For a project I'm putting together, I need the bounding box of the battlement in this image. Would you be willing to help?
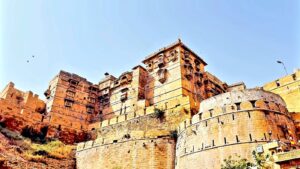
[262,69,300,114]
[263,69,300,91]
[77,132,172,152]
[76,134,176,169]
[175,89,297,169]
[59,70,90,84]
[177,89,288,133]
[89,96,190,130]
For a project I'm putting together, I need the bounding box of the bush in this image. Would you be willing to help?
[21,126,48,143]
[221,154,253,169]
[153,108,165,120]
[170,130,178,141]
[28,140,75,159]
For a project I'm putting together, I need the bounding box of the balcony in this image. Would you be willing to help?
[195,80,202,87]
[120,92,128,102]
[67,86,76,92]
[184,63,193,80]
[169,50,178,62]
[65,95,74,101]
[157,68,167,83]
[157,54,165,68]
[87,97,96,104]
[69,79,79,88]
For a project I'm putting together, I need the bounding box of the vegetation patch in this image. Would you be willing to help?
[152,108,165,120]
[25,140,74,160]
[170,130,178,141]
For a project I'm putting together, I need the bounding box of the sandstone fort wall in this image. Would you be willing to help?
[76,136,175,169]
[176,89,297,169]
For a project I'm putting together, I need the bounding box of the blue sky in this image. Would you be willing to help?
[0,1,299,97]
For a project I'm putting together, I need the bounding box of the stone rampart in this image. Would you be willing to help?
[176,89,296,169]
[76,135,175,169]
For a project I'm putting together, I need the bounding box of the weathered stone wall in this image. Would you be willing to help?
[96,96,191,140]
[76,136,175,169]
[44,71,99,131]
[0,82,46,131]
[176,89,297,169]
[77,96,191,169]
[263,70,300,138]
[263,69,300,113]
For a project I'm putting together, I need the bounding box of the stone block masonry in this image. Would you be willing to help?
[76,136,175,169]
[176,89,297,169]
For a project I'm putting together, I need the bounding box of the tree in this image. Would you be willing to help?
[221,152,273,169]
[221,154,254,169]
[252,151,273,169]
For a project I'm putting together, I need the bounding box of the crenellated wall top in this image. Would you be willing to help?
[199,89,285,112]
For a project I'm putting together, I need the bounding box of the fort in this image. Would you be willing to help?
[1,40,300,168]
[176,89,297,169]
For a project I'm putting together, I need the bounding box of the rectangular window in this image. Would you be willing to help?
[88,97,96,103]
[249,134,252,141]
[66,90,75,97]
[86,107,94,114]
[224,137,227,144]
[212,140,215,146]
[64,100,73,107]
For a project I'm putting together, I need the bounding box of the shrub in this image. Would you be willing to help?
[153,108,165,120]
[24,140,75,160]
[170,130,178,141]
[221,154,253,169]
[21,126,48,143]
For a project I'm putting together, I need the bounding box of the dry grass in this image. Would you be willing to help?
[24,140,74,160]
[0,126,74,161]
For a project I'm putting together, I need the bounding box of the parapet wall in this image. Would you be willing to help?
[263,70,300,91]
[91,96,191,139]
[176,89,297,169]
[76,136,175,169]
[0,82,46,131]
[263,69,300,114]
[198,89,286,112]
[76,96,191,169]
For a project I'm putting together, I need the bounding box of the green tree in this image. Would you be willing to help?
[221,152,274,169]
[221,154,254,169]
[252,151,273,169]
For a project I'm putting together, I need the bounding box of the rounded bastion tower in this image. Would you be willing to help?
[176,89,297,169]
